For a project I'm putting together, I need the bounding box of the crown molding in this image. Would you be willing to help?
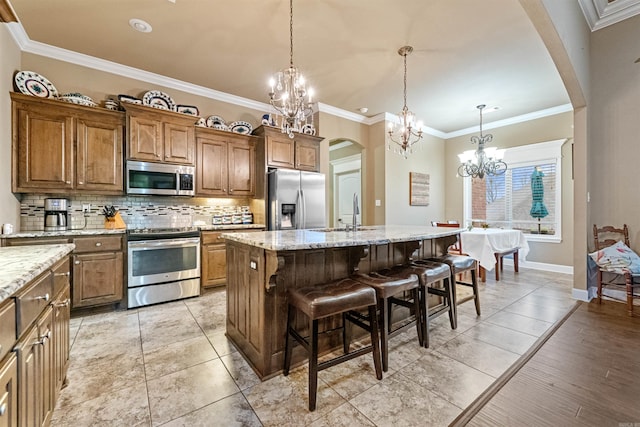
[578,0,640,31]
[6,22,573,139]
[444,103,574,139]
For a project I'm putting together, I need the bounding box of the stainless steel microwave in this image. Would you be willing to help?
[126,160,195,196]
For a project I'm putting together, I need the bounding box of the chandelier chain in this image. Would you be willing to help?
[403,51,408,110]
[289,0,294,68]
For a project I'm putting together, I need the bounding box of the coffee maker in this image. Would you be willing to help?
[44,198,69,231]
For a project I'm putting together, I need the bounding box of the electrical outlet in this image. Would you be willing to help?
[82,203,91,213]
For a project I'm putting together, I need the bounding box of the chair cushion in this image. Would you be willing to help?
[589,240,640,274]
[288,278,377,320]
[353,269,419,299]
[409,261,451,283]
[428,254,476,273]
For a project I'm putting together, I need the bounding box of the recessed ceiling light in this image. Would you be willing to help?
[129,18,152,33]
[358,107,368,114]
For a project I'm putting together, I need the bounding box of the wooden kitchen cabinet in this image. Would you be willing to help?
[196,127,256,197]
[125,103,196,165]
[72,235,124,308]
[201,231,228,289]
[253,125,322,172]
[11,92,125,195]
[0,353,18,427]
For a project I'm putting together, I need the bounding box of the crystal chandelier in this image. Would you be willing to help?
[457,104,507,179]
[387,46,423,158]
[268,0,314,138]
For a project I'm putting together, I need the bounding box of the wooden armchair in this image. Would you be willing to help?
[593,224,640,316]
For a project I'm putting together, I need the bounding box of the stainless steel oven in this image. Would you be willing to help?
[127,228,200,308]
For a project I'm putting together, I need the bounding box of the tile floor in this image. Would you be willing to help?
[52,267,576,426]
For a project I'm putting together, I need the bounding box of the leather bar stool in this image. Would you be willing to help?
[283,278,383,411]
[407,260,456,348]
[352,269,420,371]
[425,253,481,317]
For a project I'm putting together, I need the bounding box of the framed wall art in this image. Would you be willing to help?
[409,172,429,206]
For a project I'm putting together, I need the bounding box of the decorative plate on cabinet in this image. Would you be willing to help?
[176,105,199,116]
[229,121,253,135]
[142,90,176,111]
[206,115,226,128]
[118,94,142,104]
[59,92,98,107]
[14,71,58,98]
[301,124,316,135]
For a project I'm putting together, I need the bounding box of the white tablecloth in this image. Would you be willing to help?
[460,228,529,270]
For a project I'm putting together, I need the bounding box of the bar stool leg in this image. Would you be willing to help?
[445,276,457,330]
[379,297,390,372]
[368,305,383,380]
[283,304,295,376]
[309,319,319,411]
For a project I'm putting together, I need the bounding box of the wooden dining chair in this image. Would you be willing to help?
[593,224,640,316]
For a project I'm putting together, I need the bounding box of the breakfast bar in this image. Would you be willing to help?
[222,225,463,379]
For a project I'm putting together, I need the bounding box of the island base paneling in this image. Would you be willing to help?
[225,237,452,380]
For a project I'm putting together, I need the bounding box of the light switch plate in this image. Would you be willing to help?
[375,199,381,207]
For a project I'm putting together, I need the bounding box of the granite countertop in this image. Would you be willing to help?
[221,225,464,251]
[199,224,265,231]
[0,244,75,304]
[2,224,265,239]
[2,229,126,239]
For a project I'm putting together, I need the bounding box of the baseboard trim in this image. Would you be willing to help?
[572,287,591,302]
[503,259,573,275]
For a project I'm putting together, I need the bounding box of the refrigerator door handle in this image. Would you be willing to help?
[301,189,306,229]
[296,189,303,229]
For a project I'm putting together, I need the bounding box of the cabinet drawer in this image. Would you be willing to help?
[52,257,71,296]
[72,235,122,253]
[202,232,227,245]
[0,301,16,362]
[14,271,53,336]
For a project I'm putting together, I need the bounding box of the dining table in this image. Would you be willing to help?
[459,228,530,281]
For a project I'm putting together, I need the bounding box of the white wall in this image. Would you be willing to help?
[0,24,21,231]
[385,133,446,225]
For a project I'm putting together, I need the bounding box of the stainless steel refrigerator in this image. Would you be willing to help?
[268,168,326,230]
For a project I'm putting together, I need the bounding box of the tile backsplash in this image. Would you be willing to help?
[20,194,251,231]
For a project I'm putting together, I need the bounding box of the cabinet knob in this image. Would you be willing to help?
[65,181,71,184]
[36,330,52,345]
[74,260,81,265]
[0,402,7,416]
[35,293,50,302]
[95,242,102,247]
[78,181,84,185]
[54,299,70,308]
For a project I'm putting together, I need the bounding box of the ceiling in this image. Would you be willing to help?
[6,0,576,134]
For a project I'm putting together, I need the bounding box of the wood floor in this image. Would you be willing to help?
[453,300,640,426]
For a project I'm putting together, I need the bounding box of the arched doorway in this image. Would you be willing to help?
[329,139,364,227]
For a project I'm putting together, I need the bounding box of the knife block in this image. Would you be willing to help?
[104,212,126,229]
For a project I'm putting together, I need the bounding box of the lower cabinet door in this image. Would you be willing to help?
[202,243,227,288]
[0,353,18,427]
[53,286,70,398]
[38,308,54,427]
[72,252,124,307]
[15,324,40,427]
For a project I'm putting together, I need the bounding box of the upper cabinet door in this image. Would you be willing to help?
[127,115,163,162]
[164,121,195,165]
[13,99,74,192]
[76,116,124,193]
[228,137,255,196]
[196,134,228,196]
[266,135,295,169]
[294,138,320,172]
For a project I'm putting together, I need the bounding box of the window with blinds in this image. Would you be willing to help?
[462,139,565,241]
[470,163,556,234]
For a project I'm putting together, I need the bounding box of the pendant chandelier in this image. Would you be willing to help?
[387,45,423,158]
[268,0,314,138]
[457,104,507,179]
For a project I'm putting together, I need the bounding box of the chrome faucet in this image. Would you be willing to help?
[352,192,359,231]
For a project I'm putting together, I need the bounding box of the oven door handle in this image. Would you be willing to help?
[128,238,200,248]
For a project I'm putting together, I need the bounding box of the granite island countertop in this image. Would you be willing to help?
[221,225,464,251]
[0,244,75,304]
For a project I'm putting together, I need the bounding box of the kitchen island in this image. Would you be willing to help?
[222,225,463,379]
